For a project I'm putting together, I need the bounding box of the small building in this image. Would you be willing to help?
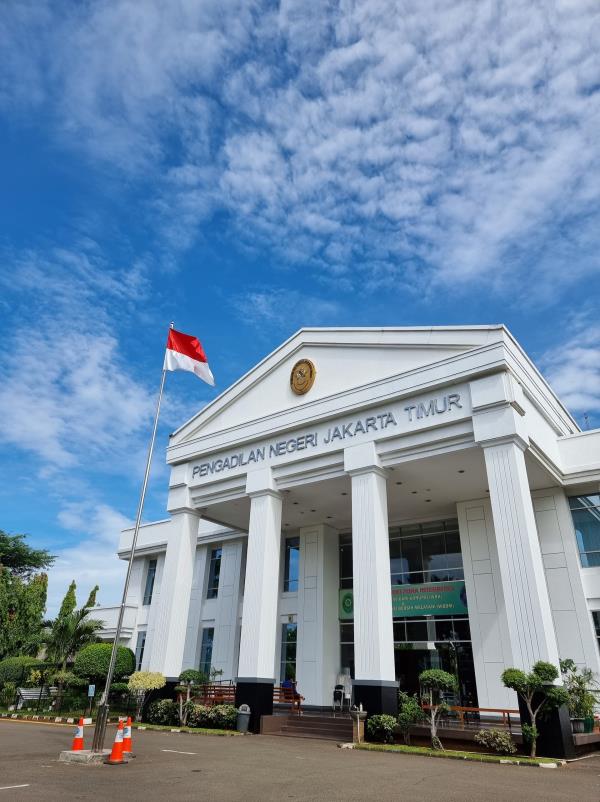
[96,326,600,730]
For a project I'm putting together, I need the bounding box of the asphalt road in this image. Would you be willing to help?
[1,720,599,801]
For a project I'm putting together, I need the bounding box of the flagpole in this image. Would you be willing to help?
[92,325,172,753]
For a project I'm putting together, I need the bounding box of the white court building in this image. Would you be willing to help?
[97,326,600,732]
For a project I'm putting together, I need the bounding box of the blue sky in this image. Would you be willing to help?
[1,0,599,615]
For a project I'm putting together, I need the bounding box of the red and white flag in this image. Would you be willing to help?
[164,328,215,386]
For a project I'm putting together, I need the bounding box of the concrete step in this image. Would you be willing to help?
[277,729,350,742]
[284,720,352,732]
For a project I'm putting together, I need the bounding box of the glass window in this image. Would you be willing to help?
[569,498,600,567]
[592,612,600,655]
[143,559,157,605]
[283,537,300,592]
[134,631,146,671]
[199,627,214,676]
[206,548,222,599]
[339,534,353,589]
[280,623,297,682]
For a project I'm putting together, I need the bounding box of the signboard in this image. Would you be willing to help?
[87,684,95,698]
[339,581,468,620]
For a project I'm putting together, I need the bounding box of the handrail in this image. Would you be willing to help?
[421,703,520,732]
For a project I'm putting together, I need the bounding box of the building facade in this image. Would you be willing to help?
[97,326,600,729]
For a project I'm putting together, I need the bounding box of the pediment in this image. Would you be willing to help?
[170,327,504,446]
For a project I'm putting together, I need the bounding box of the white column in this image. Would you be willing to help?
[237,469,283,680]
[344,442,396,683]
[471,372,561,671]
[483,440,560,670]
[212,541,244,682]
[296,524,339,706]
[149,509,200,678]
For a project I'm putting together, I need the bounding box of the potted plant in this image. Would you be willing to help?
[560,659,598,734]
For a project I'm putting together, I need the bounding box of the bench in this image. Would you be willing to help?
[16,687,58,710]
[273,685,304,715]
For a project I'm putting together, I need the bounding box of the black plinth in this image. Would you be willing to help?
[352,681,398,718]
[517,694,575,759]
[235,679,275,733]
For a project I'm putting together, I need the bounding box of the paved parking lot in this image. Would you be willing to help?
[1,720,600,801]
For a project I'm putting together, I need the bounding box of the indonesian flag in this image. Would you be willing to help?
[164,328,215,386]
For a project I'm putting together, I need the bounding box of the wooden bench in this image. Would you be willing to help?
[16,687,58,710]
[273,685,304,715]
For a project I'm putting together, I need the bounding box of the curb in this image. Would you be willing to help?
[354,743,564,768]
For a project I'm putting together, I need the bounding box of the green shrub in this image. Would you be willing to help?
[73,643,135,681]
[0,681,16,706]
[474,728,517,755]
[0,656,39,687]
[186,703,212,728]
[145,699,179,725]
[366,714,397,744]
[397,692,425,744]
[184,703,237,729]
[210,704,237,729]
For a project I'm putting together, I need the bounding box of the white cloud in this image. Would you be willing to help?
[541,315,600,423]
[47,502,130,617]
[231,288,344,333]
[0,247,155,469]
[2,0,599,295]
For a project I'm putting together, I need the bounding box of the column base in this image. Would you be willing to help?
[517,696,575,759]
[352,680,398,717]
[235,678,275,733]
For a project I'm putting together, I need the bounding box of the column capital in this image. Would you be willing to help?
[344,441,387,479]
[245,467,281,498]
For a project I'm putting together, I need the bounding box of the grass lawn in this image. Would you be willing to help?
[355,743,561,767]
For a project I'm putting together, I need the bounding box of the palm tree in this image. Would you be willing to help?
[44,581,103,710]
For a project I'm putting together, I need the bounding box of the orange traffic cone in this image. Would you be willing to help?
[71,718,84,752]
[123,717,133,755]
[105,719,126,765]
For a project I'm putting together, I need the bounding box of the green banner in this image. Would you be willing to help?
[339,581,467,620]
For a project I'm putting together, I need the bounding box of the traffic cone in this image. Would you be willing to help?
[105,719,126,765]
[71,718,84,752]
[123,717,134,756]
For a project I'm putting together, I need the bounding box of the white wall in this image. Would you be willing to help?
[457,499,516,709]
[533,490,600,673]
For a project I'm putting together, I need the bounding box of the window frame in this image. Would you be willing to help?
[206,547,222,599]
[143,558,157,606]
[569,496,600,568]
[283,536,300,593]
[279,622,298,683]
[199,627,214,676]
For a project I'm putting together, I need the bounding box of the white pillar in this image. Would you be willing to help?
[471,372,561,671]
[344,443,396,696]
[483,440,560,670]
[237,469,283,681]
[149,509,200,678]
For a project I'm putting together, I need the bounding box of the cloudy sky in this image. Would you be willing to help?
[1,0,599,615]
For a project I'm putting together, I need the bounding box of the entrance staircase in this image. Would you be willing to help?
[271,713,353,742]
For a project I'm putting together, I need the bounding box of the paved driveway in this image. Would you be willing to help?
[1,721,599,801]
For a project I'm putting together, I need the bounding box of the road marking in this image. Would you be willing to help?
[0,785,30,791]
[161,749,197,755]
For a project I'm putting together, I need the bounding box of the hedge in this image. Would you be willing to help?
[73,643,135,681]
[0,656,41,687]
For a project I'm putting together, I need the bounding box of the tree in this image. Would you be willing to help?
[44,581,103,711]
[0,568,47,659]
[176,669,207,726]
[501,661,569,758]
[127,671,166,721]
[419,668,458,750]
[0,531,54,578]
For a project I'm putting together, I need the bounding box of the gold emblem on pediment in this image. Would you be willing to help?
[290,359,316,395]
